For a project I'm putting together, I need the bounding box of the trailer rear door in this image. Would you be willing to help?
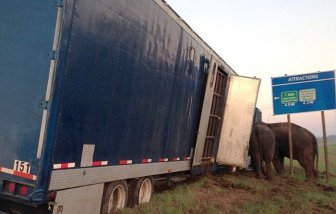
[216,76,260,167]
[0,1,58,188]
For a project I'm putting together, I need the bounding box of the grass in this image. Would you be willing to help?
[319,142,336,184]
[285,143,336,185]
[120,177,216,214]
[120,143,336,214]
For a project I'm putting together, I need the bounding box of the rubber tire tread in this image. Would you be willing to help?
[128,177,154,207]
[101,180,128,214]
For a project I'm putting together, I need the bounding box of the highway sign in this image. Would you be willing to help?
[272,70,336,115]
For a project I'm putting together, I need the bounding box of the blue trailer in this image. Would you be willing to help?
[0,0,260,213]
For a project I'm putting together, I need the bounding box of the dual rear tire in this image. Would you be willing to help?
[100,177,154,213]
[101,180,128,214]
[128,177,154,207]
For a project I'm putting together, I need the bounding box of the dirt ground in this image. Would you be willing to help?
[192,170,336,213]
[152,168,336,214]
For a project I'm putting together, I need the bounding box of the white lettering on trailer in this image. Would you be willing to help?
[172,157,180,161]
[13,160,31,174]
[160,158,169,162]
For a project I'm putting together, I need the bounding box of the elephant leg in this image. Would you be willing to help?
[302,163,314,178]
[255,162,263,179]
[260,162,265,176]
[251,159,257,173]
[273,155,284,175]
[297,149,316,178]
[265,161,273,180]
[251,153,263,179]
[313,168,319,178]
[279,156,284,172]
[298,155,314,178]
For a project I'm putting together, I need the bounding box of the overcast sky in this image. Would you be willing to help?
[165,0,336,137]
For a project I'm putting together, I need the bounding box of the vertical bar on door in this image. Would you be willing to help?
[36,7,63,159]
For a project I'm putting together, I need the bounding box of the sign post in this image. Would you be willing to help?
[287,114,294,176]
[272,70,336,181]
[321,111,330,182]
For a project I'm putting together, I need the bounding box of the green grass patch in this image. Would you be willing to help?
[121,143,336,213]
[122,170,336,214]
[283,143,336,186]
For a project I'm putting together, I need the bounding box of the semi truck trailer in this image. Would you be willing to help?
[0,0,260,213]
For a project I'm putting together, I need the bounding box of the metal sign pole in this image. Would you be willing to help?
[321,111,329,183]
[287,114,294,176]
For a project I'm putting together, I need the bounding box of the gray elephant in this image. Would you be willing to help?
[266,122,318,178]
[249,122,276,180]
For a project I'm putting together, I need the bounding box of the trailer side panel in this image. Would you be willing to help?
[51,0,208,182]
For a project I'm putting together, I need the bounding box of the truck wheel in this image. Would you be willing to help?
[101,180,128,214]
[128,177,154,207]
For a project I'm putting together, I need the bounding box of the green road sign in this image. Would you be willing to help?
[281,91,298,104]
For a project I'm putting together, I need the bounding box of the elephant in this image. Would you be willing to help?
[266,122,318,178]
[249,122,276,180]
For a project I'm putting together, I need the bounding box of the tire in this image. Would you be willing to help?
[128,177,154,207]
[101,180,128,214]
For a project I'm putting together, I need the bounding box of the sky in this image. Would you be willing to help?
[165,0,336,137]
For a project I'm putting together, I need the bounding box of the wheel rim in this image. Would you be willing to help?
[138,178,153,204]
[108,184,126,212]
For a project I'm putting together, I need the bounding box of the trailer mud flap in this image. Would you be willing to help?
[216,76,260,167]
[52,184,104,214]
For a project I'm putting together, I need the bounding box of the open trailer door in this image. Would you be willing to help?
[216,75,260,167]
